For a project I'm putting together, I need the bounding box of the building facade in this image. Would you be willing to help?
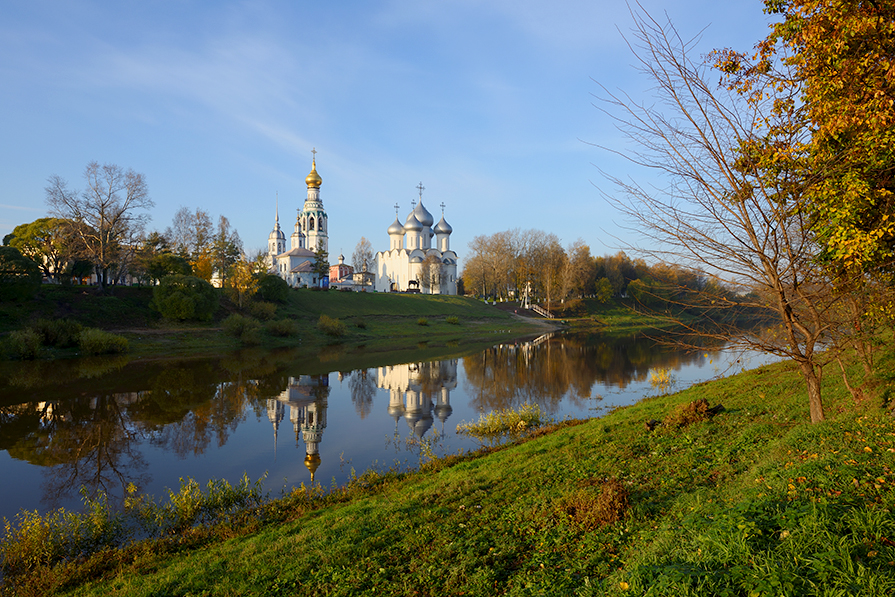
[373,185,458,294]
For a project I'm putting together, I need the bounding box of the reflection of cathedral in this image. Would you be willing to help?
[377,360,457,438]
[266,375,330,483]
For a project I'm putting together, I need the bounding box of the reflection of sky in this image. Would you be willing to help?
[0,337,779,521]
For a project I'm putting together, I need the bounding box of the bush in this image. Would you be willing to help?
[317,314,346,337]
[354,318,367,329]
[556,478,629,530]
[417,317,429,326]
[257,275,290,303]
[249,301,277,321]
[265,318,298,337]
[223,314,260,337]
[151,275,218,321]
[79,328,129,355]
[6,329,42,360]
[32,318,83,348]
[446,316,459,325]
[0,246,41,301]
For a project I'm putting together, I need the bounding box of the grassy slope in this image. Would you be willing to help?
[43,342,895,596]
[0,286,548,359]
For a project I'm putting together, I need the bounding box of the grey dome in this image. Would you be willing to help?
[388,217,405,235]
[413,201,434,227]
[404,213,423,232]
[434,215,452,235]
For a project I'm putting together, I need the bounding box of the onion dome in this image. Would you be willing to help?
[304,453,321,482]
[269,226,286,241]
[388,217,405,235]
[434,215,453,235]
[404,212,423,232]
[413,201,434,227]
[305,159,322,188]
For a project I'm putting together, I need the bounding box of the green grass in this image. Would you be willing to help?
[0,286,546,361]
[4,336,894,595]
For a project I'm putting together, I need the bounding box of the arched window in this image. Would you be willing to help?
[319,218,325,232]
[309,217,315,231]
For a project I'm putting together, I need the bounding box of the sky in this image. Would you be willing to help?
[0,0,776,267]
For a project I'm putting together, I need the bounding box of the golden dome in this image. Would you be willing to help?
[305,158,322,188]
[304,452,321,482]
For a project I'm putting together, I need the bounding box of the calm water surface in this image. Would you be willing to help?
[0,332,772,521]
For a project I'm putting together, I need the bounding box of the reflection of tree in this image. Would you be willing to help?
[3,395,149,511]
[462,333,718,413]
[348,369,377,419]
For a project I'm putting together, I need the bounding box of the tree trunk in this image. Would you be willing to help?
[799,361,825,423]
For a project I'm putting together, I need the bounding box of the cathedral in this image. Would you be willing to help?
[374,184,458,294]
[267,151,329,288]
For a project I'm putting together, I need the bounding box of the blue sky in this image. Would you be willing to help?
[0,0,774,266]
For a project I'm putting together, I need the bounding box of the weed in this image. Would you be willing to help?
[354,318,367,329]
[417,317,429,326]
[456,404,551,446]
[446,316,459,325]
[649,366,676,394]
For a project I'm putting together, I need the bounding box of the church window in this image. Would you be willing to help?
[309,217,315,231]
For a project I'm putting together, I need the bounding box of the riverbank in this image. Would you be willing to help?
[0,286,560,361]
[4,334,893,596]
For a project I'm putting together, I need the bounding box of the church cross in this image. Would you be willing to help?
[440,202,445,215]
[311,147,317,160]
[416,182,425,200]
[394,202,400,216]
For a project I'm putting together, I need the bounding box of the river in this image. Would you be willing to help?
[0,331,773,522]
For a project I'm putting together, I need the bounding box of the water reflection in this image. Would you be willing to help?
[266,375,330,482]
[0,331,742,521]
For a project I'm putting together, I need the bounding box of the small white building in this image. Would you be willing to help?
[374,185,458,294]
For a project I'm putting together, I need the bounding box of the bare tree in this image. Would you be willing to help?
[593,9,858,423]
[417,253,445,294]
[352,237,374,289]
[167,207,213,260]
[45,162,153,288]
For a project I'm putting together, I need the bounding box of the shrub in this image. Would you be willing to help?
[6,329,42,360]
[257,275,290,303]
[79,328,129,355]
[265,318,298,337]
[446,316,459,325]
[317,314,346,337]
[32,318,83,348]
[151,275,218,321]
[0,246,41,301]
[223,314,260,337]
[354,318,367,329]
[249,301,277,321]
[417,317,429,326]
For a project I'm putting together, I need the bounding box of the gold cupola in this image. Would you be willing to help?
[305,155,322,189]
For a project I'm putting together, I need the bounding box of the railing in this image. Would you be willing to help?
[531,304,554,319]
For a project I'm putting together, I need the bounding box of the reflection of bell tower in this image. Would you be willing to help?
[267,399,285,457]
[273,374,330,484]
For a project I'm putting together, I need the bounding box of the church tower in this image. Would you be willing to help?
[267,197,287,268]
[298,149,328,255]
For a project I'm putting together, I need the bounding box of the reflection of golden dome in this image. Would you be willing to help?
[305,159,322,188]
[304,453,321,482]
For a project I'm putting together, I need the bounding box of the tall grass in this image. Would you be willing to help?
[456,403,551,446]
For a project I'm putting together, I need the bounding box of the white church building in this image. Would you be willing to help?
[374,184,458,294]
[267,152,329,288]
